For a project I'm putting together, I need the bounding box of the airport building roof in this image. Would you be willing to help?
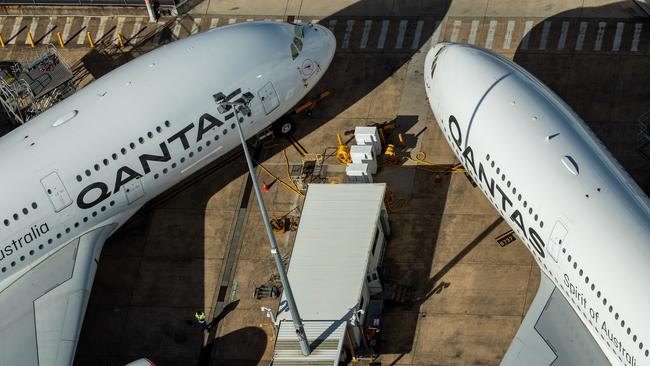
[277,183,386,322]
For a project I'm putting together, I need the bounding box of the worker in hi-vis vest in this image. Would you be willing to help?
[195,311,208,331]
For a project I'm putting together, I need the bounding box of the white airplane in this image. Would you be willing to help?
[424,43,650,366]
[0,21,335,365]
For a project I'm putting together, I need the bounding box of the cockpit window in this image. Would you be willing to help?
[294,25,304,39]
[293,37,303,51]
[431,59,437,78]
[290,25,304,60]
[291,44,299,60]
[430,45,447,79]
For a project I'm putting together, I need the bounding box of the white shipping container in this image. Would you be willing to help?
[354,126,381,155]
[350,144,374,163]
[346,163,373,183]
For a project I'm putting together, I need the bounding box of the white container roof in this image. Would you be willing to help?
[277,183,386,322]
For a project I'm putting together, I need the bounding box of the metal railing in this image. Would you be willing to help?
[0,45,75,126]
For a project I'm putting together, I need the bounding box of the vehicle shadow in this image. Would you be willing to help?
[75,1,451,364]
[512,1,650,193]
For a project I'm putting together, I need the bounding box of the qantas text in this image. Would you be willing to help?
[446,115,547,257]
[0,223,50,263]
[564,274,638,365]
[75,89,245,210]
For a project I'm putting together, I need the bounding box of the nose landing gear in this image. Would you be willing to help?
[273,117,295,136]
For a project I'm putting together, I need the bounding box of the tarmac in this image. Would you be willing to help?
[1,0,649,365]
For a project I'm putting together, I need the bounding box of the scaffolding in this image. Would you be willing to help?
[0,45,74,126]
[289,153,327,192]
[639,110,650,163]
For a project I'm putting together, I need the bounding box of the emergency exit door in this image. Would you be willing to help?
[548,220,568,262]
[124,177,145,204]
[257,82,280,115]
[41,172,72,212]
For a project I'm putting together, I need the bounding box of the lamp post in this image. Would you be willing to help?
[144,0,158,23]
[215,94,311,357]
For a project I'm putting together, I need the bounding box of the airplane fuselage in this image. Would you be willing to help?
[0,21,335,295]
[425,43,650,366]
[0,22,335,366]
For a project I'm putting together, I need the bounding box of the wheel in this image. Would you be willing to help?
[273,118,295,136]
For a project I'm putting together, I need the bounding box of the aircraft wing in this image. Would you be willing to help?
[0,224,115,366]
[501,272,610,366]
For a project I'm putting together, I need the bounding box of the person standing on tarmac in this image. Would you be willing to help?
[195,311,208,331]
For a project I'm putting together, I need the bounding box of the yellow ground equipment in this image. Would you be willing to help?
[256,142,305,197]
[383,144,398,165]
[375,120,397,144]
[294,90,331,116]
[408,151,466,174]
[336,133,352,164]
[450,163,466,173]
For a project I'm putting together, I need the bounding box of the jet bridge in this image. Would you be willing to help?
[0,45,74,126]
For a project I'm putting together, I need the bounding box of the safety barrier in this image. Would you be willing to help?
[0,30,130,50]
[27,32,35,48]
[86,32,95,48]
[57,32,64,48]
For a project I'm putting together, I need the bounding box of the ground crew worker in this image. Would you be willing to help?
[195,311,208,331]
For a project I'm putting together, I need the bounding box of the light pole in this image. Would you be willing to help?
[215,94,311,357]
[143,0,158,23]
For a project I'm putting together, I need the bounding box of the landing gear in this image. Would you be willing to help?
[273,117,295,136]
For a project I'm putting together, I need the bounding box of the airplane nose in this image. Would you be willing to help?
[425,42,450,82]
[302,23,336,70]
[431,42,450,56]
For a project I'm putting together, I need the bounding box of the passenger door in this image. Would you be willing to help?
[257,82,280,115]
[124,177,145,204]
[41,172,72,212]
[548,220,568,262]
